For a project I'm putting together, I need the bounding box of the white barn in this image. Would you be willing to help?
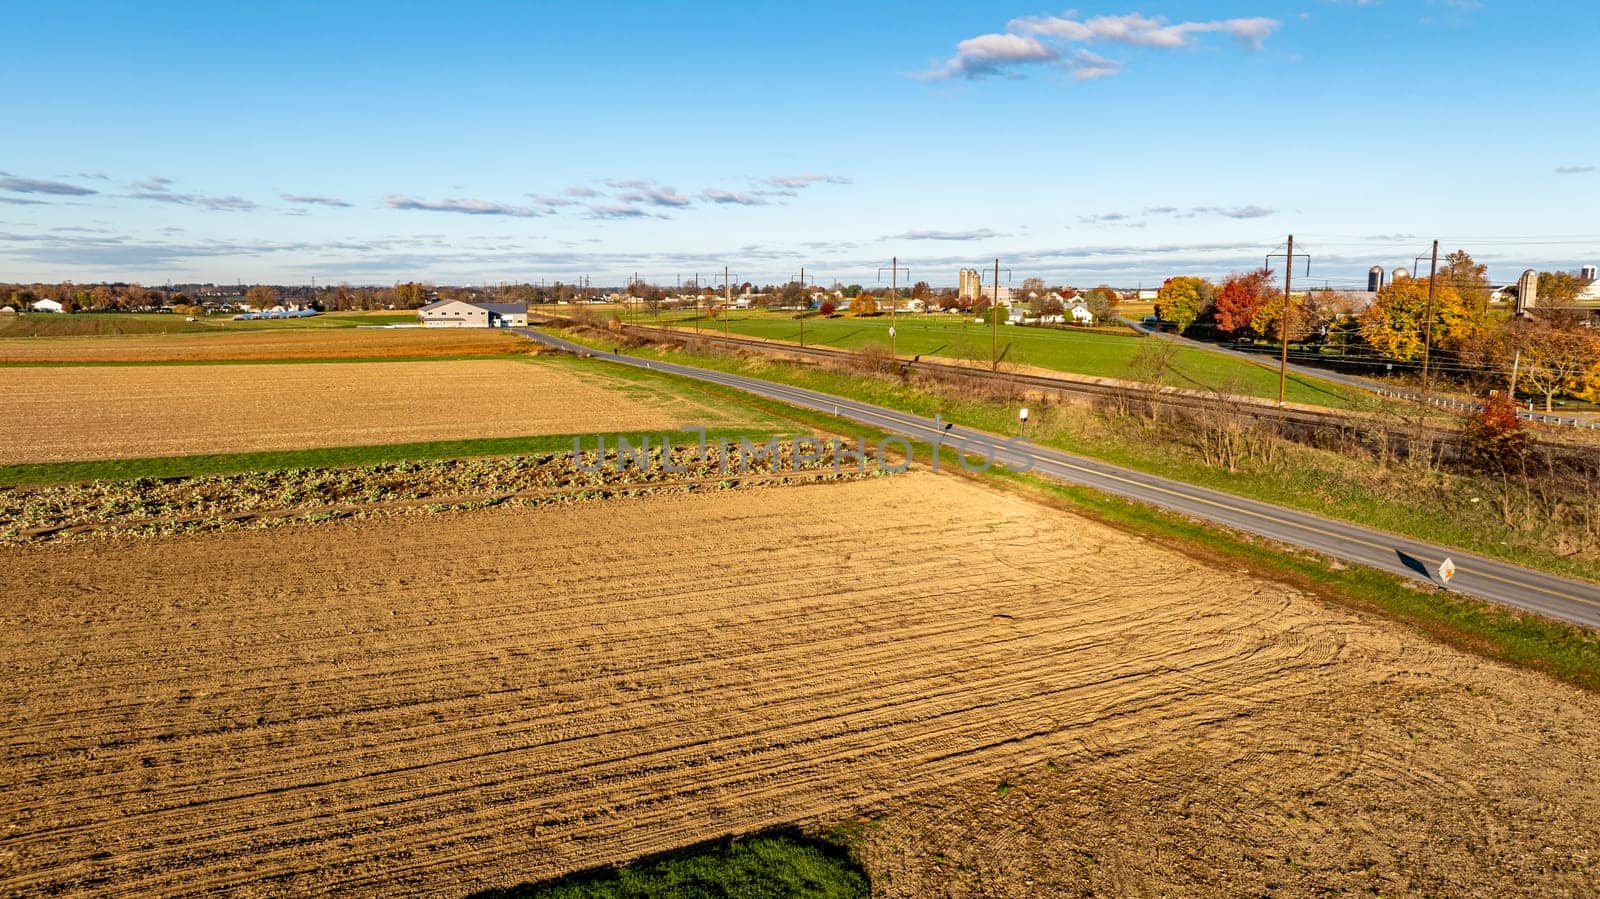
[31,298,65,313]
[417,299,528,328]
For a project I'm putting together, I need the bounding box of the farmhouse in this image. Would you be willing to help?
[417,299,528,328]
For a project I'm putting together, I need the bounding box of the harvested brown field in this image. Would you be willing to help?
[3,474,1598,896]
[0,358,702,463]
[0,327,520,364]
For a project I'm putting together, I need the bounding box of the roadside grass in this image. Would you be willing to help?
[988,467,1600,693]
[549,327,1599,585]
[617,309,1361,409]
[474,831,869,899]
[0,310,414,337]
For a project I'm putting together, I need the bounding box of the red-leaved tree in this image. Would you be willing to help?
[1213,268,1277,338]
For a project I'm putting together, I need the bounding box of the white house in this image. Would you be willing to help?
[417,299,528,328]
[1068,303,1094,325]
[30,298,65,313]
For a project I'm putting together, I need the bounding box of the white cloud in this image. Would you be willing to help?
[701,189,769,205]
[922,33,1058,80]
[763,173,852,189]
[282,193,353,207]
[618,186,692,208]
[1010,12,1281,50]
[889,228,1006,241]
[0,176,99,196]
[1555,165,1595,175]
[926,11,1282,82]
[1069,49,1122,80]
[384,195,543,217]
[586,203,656,219]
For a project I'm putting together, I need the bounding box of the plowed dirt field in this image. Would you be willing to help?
[2,474,1597,896]
[0,359,700,462]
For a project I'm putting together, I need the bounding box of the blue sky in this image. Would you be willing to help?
[2,0,1596,288]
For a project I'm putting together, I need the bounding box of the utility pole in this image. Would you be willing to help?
[794,267,816,347]
[1421,239,1440,404]
[1280,235,1293,405]
[1265,236,1311,405]
[988,259,1012,371]
[993,258,1000,370]
[723,265,730,336]
[877,256,909,358]
[694,271,701,334]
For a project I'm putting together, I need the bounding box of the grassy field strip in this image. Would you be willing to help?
[614,309,1363,408]
[0,428,785,486]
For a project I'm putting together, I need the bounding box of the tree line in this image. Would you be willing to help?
[1152,252,1600,410]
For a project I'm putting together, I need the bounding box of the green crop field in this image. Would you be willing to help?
[619,309,1362,409]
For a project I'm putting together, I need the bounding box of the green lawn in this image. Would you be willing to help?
[0,429,777,487]
[477,833,869,899]
[622,309,1363,409]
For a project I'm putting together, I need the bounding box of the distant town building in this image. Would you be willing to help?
[958,268,982,302]
[417,299,528,328]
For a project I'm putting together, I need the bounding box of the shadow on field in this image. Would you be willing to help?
[467,825,870,898]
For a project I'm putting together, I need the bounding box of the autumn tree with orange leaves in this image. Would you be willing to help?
[1213,269,1277,338]
[1358,274,1479,362]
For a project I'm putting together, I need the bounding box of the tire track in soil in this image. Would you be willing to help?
[6,473,1594,896]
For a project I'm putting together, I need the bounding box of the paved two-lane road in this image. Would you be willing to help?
[520,328,1600,629]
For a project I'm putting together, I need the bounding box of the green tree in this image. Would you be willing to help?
[1154,276,1213,334]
